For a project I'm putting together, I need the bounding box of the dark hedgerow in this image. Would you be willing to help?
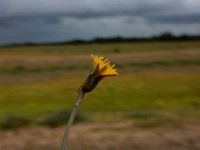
[39,110,88,128]
[0,115,31,130]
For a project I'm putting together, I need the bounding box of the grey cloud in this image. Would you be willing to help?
[0,0,195,21]
[147,14,200,24]
[0,15,61,28]
[1,0,200,25]
[0,0,200,44]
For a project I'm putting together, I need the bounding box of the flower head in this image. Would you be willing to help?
[82,55,118,93]
[91,55,118,77]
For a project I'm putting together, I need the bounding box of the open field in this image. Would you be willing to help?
[0,121,200,150]
[0,41,200,118]
[0,41,200,150]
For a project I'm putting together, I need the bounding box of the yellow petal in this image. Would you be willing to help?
[101,67,118,76]
[91,54,98,68]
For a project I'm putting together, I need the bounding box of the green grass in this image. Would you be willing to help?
[0,71,199,120]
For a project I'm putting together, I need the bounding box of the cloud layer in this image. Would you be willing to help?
[0,0,200,44]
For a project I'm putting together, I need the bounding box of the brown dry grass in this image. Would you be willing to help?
[0,121,200,150]
[0,49,199,64]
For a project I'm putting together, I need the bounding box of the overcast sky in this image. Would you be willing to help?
[0,0,200,44]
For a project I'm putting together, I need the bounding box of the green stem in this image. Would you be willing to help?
[60,87,84,150]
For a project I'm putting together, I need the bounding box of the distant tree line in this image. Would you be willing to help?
[2,32,200,47]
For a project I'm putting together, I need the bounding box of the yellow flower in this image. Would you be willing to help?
[82,55,118,93]
[91,54,118,77]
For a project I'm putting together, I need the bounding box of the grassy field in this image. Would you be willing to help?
[0,41,200,128]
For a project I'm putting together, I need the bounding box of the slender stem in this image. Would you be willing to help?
[60,87,84,150]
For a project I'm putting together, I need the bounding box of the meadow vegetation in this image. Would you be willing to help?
[0,41,200,129]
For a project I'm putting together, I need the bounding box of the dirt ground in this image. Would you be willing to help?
[0,121,200,150]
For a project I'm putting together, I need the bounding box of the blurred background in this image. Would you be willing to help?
[0,0,200,150]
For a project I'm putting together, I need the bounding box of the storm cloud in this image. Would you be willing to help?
[0,0,200,44]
